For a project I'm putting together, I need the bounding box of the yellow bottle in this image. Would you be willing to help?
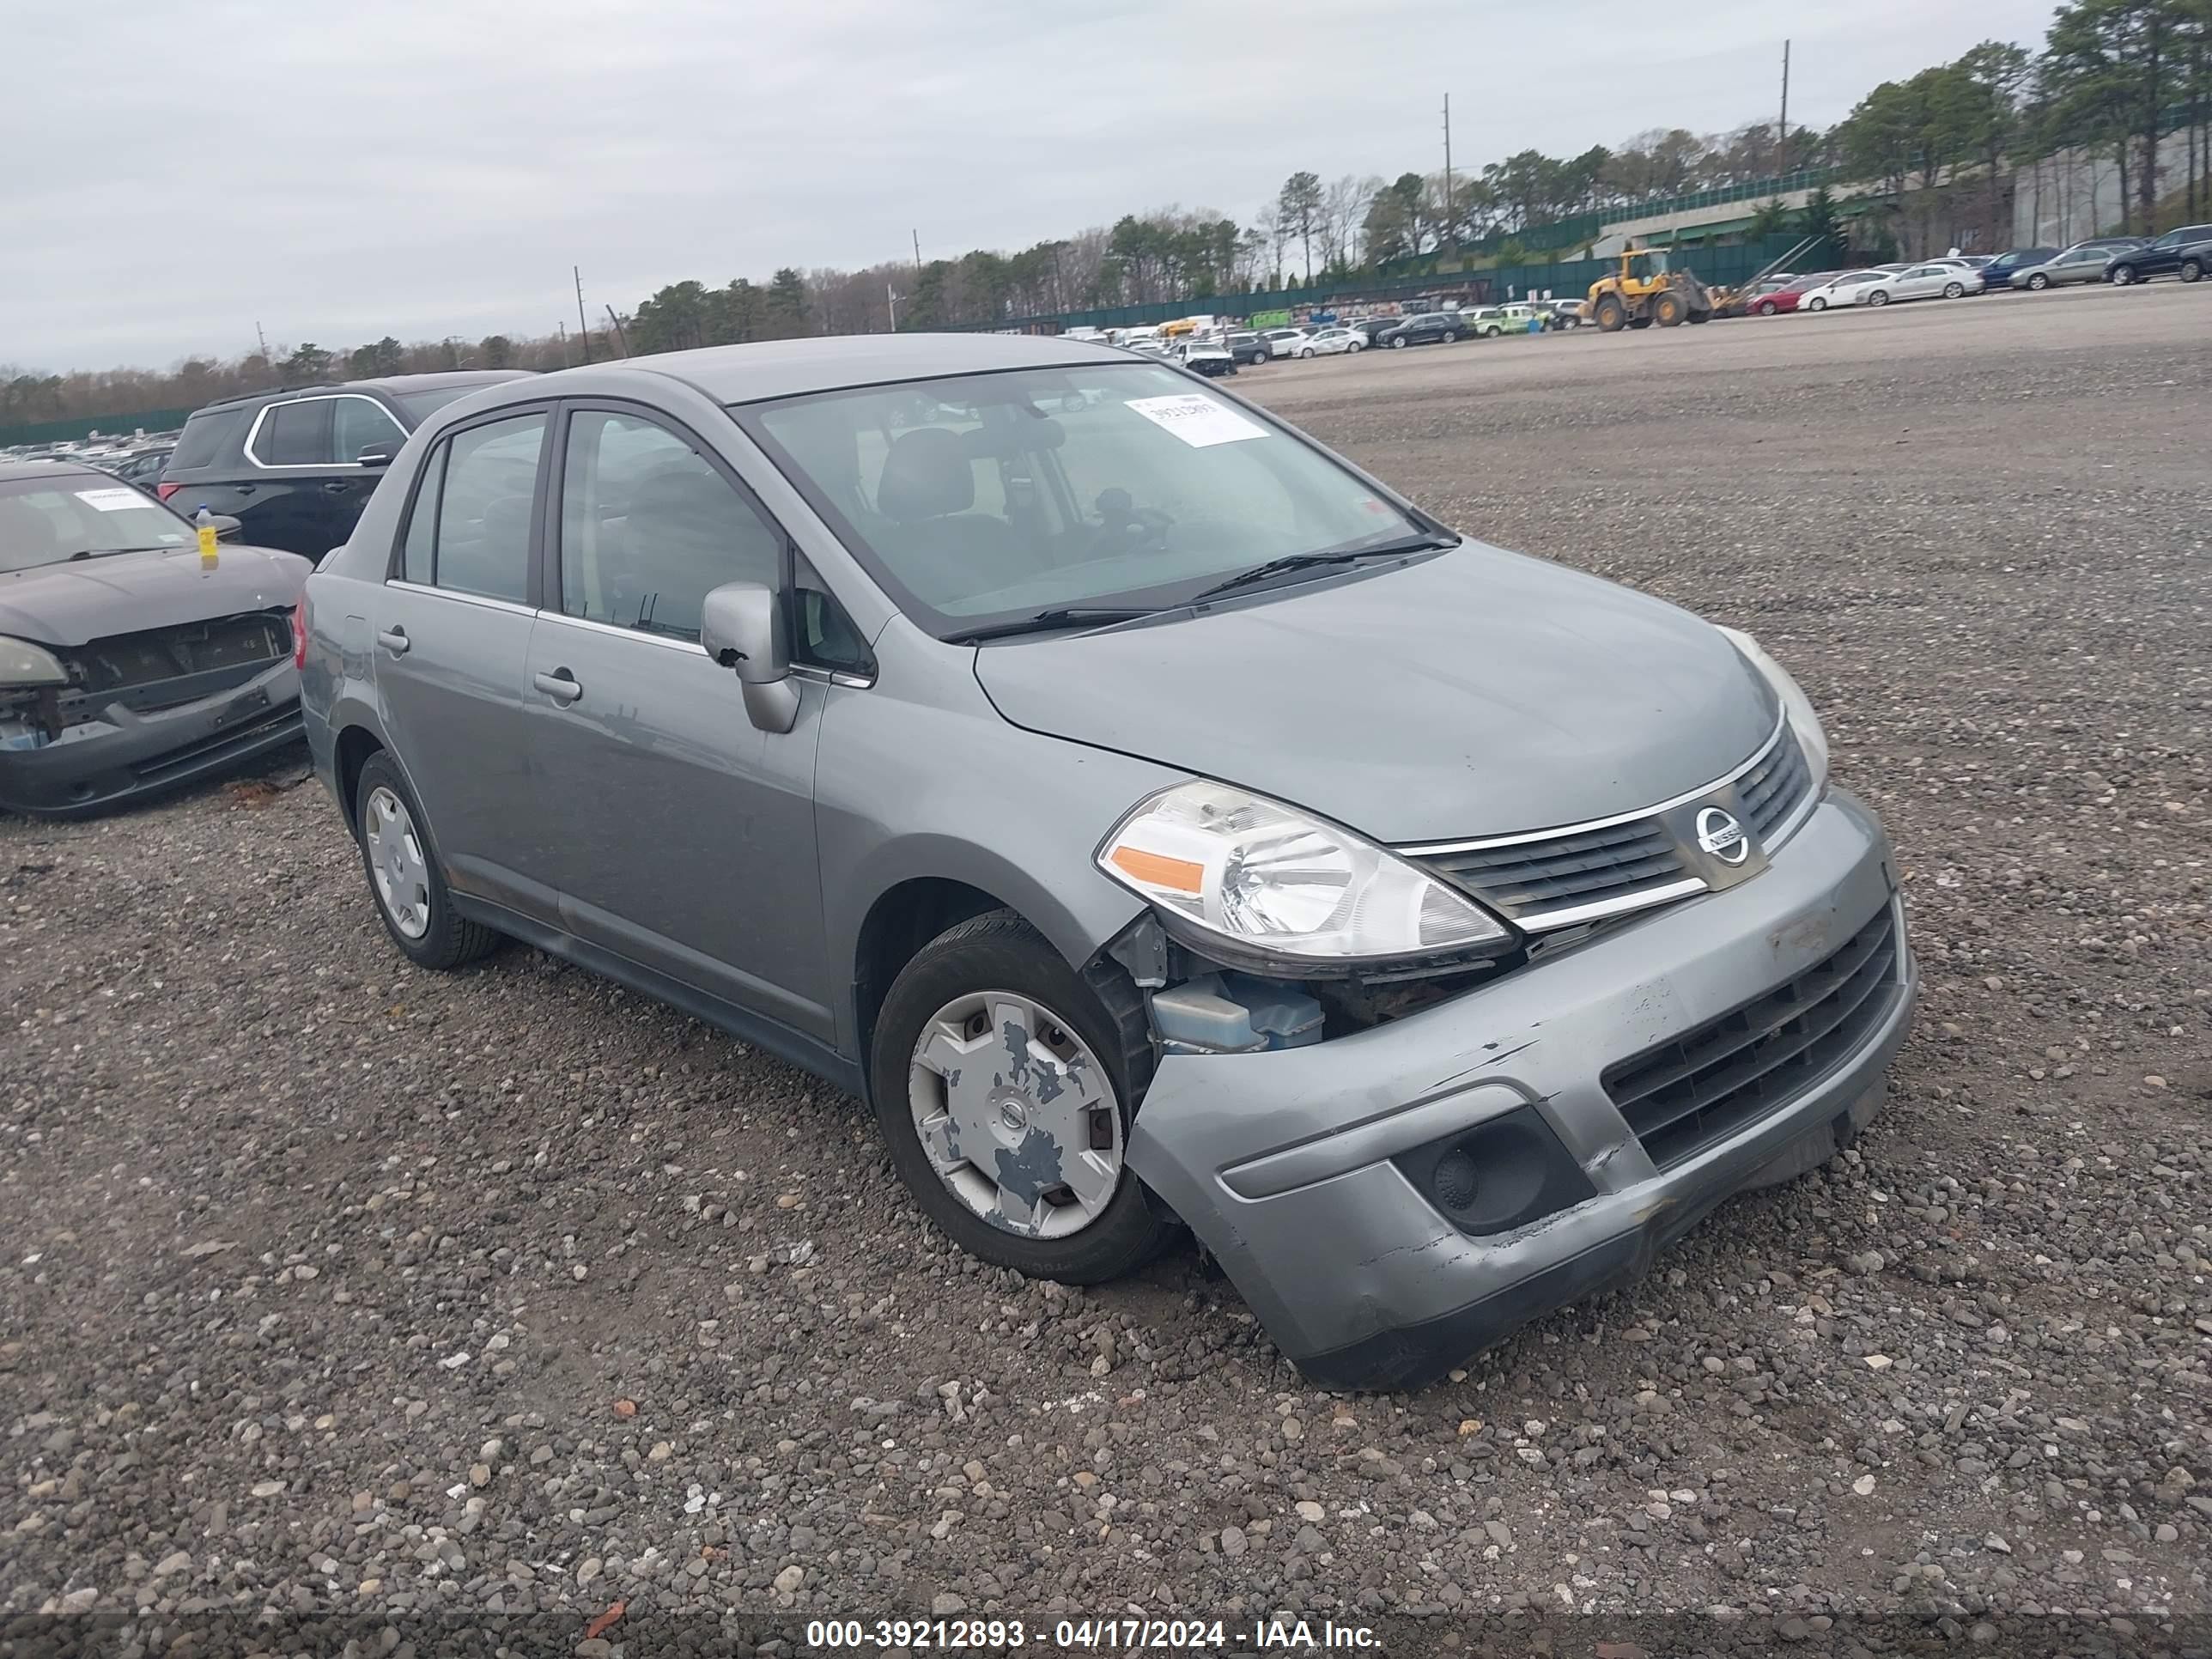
[194,506,218,569]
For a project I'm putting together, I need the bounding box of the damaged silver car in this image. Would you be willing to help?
[0,461,311,817]
[301,335,1916,1389]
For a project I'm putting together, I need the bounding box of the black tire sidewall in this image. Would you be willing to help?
[353,754,475,969]
[867,915,1170,1284]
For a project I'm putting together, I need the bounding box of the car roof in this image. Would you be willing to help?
[492,333,1131,407]
[191,369,533,413]
[0,459,105,485]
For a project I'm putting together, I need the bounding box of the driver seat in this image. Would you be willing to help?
[873,428,1023,602]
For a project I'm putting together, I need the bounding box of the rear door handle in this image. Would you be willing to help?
[320,481,351,495]
[533,668,583,704]
[375,627,409,655]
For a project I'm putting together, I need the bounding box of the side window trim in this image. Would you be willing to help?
[245,393,400,471]
[383,400,557,610]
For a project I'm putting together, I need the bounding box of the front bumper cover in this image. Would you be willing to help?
[0,659,302,817]
[1126,787,1916,1390]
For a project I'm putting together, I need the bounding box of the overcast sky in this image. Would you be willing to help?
[3,0,2060,372]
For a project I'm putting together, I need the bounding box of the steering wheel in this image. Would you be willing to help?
[1085,487,1175,557]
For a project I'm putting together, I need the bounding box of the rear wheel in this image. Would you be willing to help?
[353,754,499,970]
[2181,258,2205,283]
[869,911,1175,1284]
[1943,282,1965,298]
[1440,330,1457,343]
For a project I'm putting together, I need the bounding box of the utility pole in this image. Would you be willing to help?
[912,229,923,276]
[1442,94,1455,254]
[887,280,899,331]
[255,320,269,360]
[574,265,592,363]
[604,304,631,358]
[1779,40,1790,170]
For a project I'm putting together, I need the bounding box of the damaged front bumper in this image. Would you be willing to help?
[1126,787,1916,1391]
[0,659,303,817]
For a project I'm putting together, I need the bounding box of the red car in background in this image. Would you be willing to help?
[1748,272,1839,315]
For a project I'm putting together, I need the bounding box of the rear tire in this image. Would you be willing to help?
[353,753,500,970]
[1440,330,1457,343]
[869,910,1176,1285]
[2181,258,2205,283]
[1943,282,1964,298]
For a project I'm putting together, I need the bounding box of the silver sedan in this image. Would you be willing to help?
[2010,246,2127,289]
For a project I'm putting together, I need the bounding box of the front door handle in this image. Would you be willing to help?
[533,668,583,704]
[375,627,409,656]
[321,481,351,495]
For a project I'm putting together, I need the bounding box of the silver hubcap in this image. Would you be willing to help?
[908,990,1121,1239]
[363,785,431,939]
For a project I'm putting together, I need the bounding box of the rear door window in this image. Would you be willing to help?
[404,412,546,603]
[255,399,329,466]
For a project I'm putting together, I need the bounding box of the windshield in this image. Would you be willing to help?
[0,476,191,572]
[739,363,1431,634]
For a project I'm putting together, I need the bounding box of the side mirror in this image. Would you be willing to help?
[210,514,244,542]
[698,580,799,734]
[356,443,396,468]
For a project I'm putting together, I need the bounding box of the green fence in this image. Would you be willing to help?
[0,408,197,447]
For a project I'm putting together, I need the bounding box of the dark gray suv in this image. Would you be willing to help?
[300,334,1915,1389]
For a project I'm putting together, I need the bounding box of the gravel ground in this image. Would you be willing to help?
[3,286,2207,1653]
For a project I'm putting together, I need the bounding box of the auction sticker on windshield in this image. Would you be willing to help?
[1124,394,1267,448]
[76,488,153,513]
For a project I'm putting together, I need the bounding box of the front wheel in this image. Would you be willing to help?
[1297,347,1314,358]
[1389,335,1407,349]
[1807,296,1827,311]
[1593,295,1626,332]
[1756,301,1778,315]
[2027,273,2050,290]
[1867,289,1890,307]
[2111,264,2137,285]
[353,753,500,969]
[870,912,1175,1283]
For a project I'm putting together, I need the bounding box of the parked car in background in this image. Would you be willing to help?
[1973,247,2058,290]
[2175,239,2212,283]
[1797,270,1886,311]
[1536,300,1586,329]
[160,372,533,560]
[0,460,310,816]
[1860,262,1984,306]
[106,445,173,489]
[2011,243,2136,289]
[1293,327,1363,356]
[1750,272,1838,315]
[301,332,1911,1391]
[1259,327,1310,359]
[2106,224,2212,284]
[1226,332,1271,368]
[1344,317,1400,346]
[1170,337,1237,377]
[1376,312,1465,348]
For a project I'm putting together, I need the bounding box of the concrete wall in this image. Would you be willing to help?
[2014,129,2199,247]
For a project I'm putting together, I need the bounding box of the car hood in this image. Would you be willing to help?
[971,544,1778,844]
[0,544,311,647]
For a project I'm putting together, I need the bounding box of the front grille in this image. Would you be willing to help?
[64,611,292,695]
[1422,820,1690,917]
[1412,718,1820,931]
[1737,726,1810,841]
[1602,905,1902,1169]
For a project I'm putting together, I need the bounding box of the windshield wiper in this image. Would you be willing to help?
[943,606,1160,644]
[1187,532,1456,604]
[65,545,176,561]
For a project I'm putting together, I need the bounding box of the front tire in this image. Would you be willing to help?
[869,911,1176,1285]
[2027,272,2051,290]
[1867,289,1890,307]
[1389,335,1407,349]
[1807,296,1827,311]
[2111,264,2137,285]
[1593,295,1626,331]
[1756,300,1778,315]
[353,753,499,969]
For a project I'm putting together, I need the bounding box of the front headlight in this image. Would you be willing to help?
[1097,780,1513,972]
[1718,626,1829,791]
[0,637,67,689]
